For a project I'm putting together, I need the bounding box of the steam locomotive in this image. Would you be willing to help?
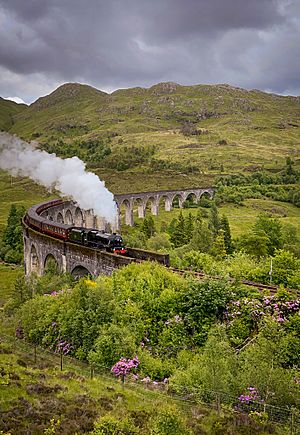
[68,227,126,254]
[24,199,127,255]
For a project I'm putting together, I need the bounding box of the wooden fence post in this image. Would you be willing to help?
[60,351,63,371]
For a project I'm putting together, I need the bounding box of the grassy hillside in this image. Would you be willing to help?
[131,198,300,239]
[0,335,291,435]
[0,336,195,434]
[6,82,299,193]
[0,98,27,131]
[0,171,53,237]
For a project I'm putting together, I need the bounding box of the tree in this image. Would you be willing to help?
[1,204,25,264]
[184,212,194,243]
[200,325,238,397]
[240,319,298,407]
[220,215,233,254]
[210,230,227,260]
[170,212,186,247]
[141,216,156,239]
[170,324,238,403]
[238,230,269,258]
[208,203,220,237]
[147,233,172,252]
[190,220,213,253]
[89,323,138,368]
[253,214,282,255]
[3,204,25,250]
[180,279,233,345]
[271,249,300,286]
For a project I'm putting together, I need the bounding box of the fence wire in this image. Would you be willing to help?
[1,333,299,432]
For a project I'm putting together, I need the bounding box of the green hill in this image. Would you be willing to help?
[3,81,300,192]
[0,97,27,131]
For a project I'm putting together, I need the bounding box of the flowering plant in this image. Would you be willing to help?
[226,295,299,326]
[238,386,263,404]
[55,338,73,355]
[111,356,140,381]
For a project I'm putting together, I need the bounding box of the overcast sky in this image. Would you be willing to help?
[0,0,299,104]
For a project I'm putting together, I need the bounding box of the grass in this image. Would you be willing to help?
[0,97,26,130]
[0,336,202,434]
[219,199,300,237]
[0,263,22,307]
[0,170,53,236]
[0,335,291,434]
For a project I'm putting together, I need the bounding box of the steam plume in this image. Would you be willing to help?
[0,132,117,223]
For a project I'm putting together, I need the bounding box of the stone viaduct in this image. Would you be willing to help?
[23,187,214,278]
[115,187,214,227]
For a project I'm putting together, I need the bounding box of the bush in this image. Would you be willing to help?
[146,233,171,252]
[91,415,138,434]
[88,324,138,368]
[138,350,174,381]
[150,405,191,435]
[4,248,23,264]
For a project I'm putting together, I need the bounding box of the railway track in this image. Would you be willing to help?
[168,267,300,297]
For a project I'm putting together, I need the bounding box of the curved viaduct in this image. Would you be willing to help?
[23,225,136,278]
[23,187,214,278]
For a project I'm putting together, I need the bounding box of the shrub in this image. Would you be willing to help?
[138,350,174,381]
[91,415,138,434]
[88,324,138,368]
[150,405,191,435]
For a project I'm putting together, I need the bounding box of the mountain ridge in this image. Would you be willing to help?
[7,80,300,141]
[1,80,299,193]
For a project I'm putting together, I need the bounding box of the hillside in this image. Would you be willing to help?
[0,98,27,131]
[3,81,300,193]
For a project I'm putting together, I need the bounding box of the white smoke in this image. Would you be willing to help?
[0,132,117,223]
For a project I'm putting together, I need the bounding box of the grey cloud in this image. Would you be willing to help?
[0,0,299,102]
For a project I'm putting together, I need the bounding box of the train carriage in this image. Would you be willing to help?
[24,200,127,253]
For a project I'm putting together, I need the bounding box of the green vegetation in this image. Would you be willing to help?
[1,81,300,433]
[1,81,298,193]
[1,263,299,433]
[0,335,201,434]
[0,97,26,131]
[0,170,53,237]
[0,263,22,307]
[0,204,25,264]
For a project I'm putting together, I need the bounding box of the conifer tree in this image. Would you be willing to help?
[171,211,186,247]
[184,212,194,243]
[210,229,227,260]
[3,204,25,250]
[141,216,156,239]
[190,220,213,253]
[220,215,233,254]
[208,203,220,237]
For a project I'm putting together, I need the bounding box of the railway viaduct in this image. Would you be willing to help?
[23,187,214,278]
[115,187,214,226]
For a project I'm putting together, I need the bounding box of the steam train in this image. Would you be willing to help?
[23,199,127,255]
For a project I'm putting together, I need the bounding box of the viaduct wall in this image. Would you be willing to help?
[23,225,138,278]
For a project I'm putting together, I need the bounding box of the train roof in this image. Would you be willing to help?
[26,199,72,230]
[26,200,122,237]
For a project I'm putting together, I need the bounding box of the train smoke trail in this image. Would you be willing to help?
[0,132,117,223]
